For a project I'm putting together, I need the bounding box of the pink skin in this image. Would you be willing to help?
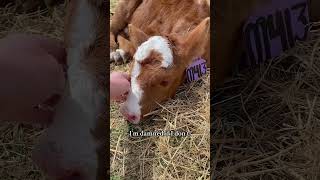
[120,105,140,124]
[0,33,129,179]
[110,72,140,123]
[110,71,130,103]
[0,33,66,126]
[0,33,76,179]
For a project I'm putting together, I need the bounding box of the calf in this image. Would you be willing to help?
[32,0,107,180]
[110,0,210,123]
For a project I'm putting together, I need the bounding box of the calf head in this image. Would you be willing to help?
[32,96,106,180]
[32,0,107,179]
[120,17,210,124]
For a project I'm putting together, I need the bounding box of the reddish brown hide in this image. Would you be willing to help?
[111,0,210,123]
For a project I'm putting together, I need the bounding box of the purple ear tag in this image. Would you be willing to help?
[186,57,207,83]
[242,0,309,67]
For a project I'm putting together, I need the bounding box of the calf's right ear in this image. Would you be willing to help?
[180,17,210,65]
[128,24,150,49]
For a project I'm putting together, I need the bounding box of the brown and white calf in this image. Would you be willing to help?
[32,0,107,180]
[110,0,210,124]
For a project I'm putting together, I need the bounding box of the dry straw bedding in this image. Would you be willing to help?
[0,1,210,180]
[110,74,210,180]
[1,1,319,180]
[212,23,320,179]
[0,2,65,180]
[110,1,210,180]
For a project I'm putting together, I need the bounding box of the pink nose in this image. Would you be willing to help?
[126,114,138,121]
[120,105,140,123]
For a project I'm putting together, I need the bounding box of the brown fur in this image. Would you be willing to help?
[111,0,210,60]
[137,50,184,115]
[111,0,210,119]
[110,0,143,38]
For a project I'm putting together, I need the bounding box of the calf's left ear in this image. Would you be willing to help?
[181,17,210,65]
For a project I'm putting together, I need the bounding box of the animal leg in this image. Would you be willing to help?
[111,35,135,64]
[110,0,142,64]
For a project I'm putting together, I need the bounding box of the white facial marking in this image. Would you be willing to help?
[125,61,143,117]
[64,0,101,178]
[134,36,173,68]
[69,0,96,54]
[67,0,104,116]
[124,36,173,118]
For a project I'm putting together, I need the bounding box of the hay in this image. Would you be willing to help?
[3,0,319,180]
[212,24,320,179]
[110,73,210,179]
[0,3,65,180]
[110,0,210,179]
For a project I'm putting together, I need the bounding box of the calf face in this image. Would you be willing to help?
[32,0,107,179]
[120,17,210,124]
[32,97,106,180]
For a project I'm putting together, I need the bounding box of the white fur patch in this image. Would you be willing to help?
[110,49,127,63]
[64,0,101,179]
[124,61,143,118]
[134,36,173,68]
[69,0,96,55]
[116,49,126,59]
[67,0,104,116]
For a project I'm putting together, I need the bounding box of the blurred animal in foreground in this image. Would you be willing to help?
[32,0,108,179]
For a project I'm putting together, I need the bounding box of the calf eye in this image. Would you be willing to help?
[160,80,169,87]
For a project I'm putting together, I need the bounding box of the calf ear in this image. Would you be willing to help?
[181,17,210,65]
[128,24,150,49]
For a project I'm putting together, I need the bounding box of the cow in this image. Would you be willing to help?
[110,0,210,124]
[31,0,108,180]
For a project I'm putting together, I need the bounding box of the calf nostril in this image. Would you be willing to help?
[124,91,129,96]
[127,115,137,121]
